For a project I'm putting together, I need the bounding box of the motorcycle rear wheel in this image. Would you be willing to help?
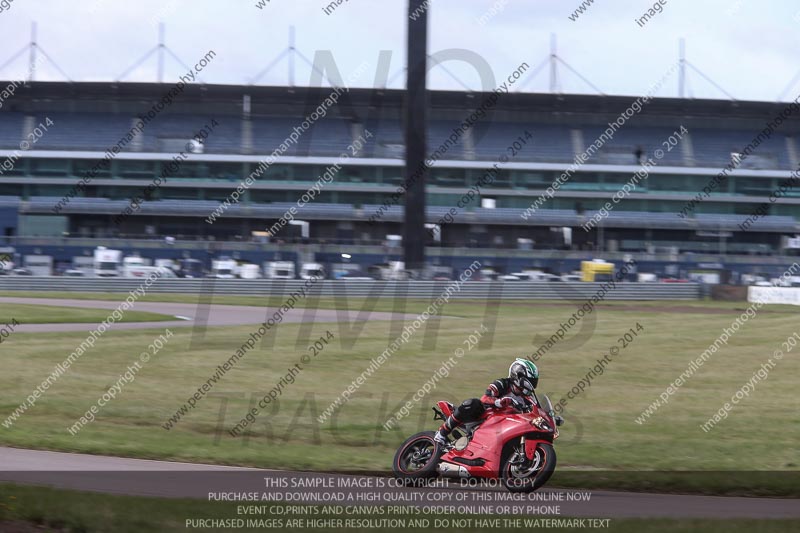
[500,442,556,493]
[392,431,441,482]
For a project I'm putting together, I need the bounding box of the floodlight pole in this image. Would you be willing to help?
[678,38,735,100]
[678,38,686,98]
[289,26,296,87]
[28,22,37,82]
[549,33,558,93]
[158,23,165,83]
[404,0,429,274]
[115,24,194,83]
[516,33,602,94]
[0,21,72,82]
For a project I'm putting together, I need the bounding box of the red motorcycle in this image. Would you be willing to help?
[392,393,563,492]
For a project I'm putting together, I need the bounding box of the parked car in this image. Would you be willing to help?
[339,270,375,280]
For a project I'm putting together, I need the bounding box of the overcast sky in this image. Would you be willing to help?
[0,0,798,102]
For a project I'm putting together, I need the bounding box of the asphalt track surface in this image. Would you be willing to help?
[0,296,410,333]
[1,297,798,519]
[0,447,798,519]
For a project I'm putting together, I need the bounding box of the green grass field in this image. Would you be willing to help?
[0,303,175,324]
[0,292,799,497]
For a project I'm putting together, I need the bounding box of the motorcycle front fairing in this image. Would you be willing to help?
[524,395,560,460]
[441,408,551,477]
[523,409,558,459]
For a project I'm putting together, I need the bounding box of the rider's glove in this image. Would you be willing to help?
[494,397,518,409]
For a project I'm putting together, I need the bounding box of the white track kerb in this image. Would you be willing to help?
[2,270,164,430]
[317,261,482,424]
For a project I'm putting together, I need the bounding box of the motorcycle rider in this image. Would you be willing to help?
[433,358,539,446]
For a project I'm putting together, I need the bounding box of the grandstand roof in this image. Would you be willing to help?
[2,81,799,130]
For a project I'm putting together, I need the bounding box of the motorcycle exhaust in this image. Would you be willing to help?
[437,461,470,478]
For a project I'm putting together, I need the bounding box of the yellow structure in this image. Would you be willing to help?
[581,260,615,282]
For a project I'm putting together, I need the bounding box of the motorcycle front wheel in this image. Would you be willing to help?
[500,442,556,493]
[392,431,441,482]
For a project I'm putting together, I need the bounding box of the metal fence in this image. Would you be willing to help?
[0,278,701,300]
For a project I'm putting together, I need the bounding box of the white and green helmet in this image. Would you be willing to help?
[508,358,539,394]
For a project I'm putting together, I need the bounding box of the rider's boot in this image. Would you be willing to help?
[434,415,460,448]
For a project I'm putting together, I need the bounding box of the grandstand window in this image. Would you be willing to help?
[0,157,26,176]
[499,197,521,208]
[686,175,731,194]
[600,173,628,185]
[249,190,291,203]
[645,201,679,213]
[339,166,364,183]
[376,166,401,183]
[704,203,732,214]
[160,188,199,200]
[74,159,111,178]
[734,177,772,196]
[723,203,764,216]
[496,197,528,208]
[29,184,79,197]
[312,191,336,204]
[622,200,648,211]
[566,173,600,190]
[97,186,140,200]
[31,158,70,177]
[381,169,404,186]
[257,164,292,181]
[773,179,800,198]
[649,175,687,191]
[427,193,453,207]
[361,167,381,182]
[207,162,243,181]
[513,171,548,188]
[161,161,209,179]
[432,168,466,187]
[118,160,155,179]
[290,165,318,182]
[773,205,798,216]
[468,168,510,188]
[345,192,376,206]
[488,169,511,188]
[290,164,316,182]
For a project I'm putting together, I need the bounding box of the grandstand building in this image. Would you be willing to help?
[0,80,799,276]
